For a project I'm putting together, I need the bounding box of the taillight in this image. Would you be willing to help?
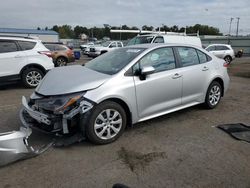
[67,50,74,56]
[38,51,52,58]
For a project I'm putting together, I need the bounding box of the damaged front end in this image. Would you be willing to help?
[20,92,95,135]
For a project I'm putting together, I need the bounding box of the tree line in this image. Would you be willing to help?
[39,24,222,40]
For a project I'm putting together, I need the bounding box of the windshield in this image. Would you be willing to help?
[85,48,145,75]
[127,36,154,46]
[101,41,111,47]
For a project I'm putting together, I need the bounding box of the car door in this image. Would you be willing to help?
[215,45,229,58]
[206,45,218,56]
[133,47,182,119]
[175,47,212,105]
[0,40,26,77]
[108,42,115,48]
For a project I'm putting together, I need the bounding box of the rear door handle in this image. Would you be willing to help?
[14,55,22,58]
[202,66,209,71]
[172,73,182,79]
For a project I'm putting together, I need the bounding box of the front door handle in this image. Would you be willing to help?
[172,73,182,79]
[14,55,22,58]
[202,66,209,71]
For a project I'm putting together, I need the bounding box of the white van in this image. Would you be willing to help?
[127,34,202,47]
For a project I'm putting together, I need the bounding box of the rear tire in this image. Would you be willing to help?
[21,68,44,88]
[81,101,127,144]
[56,57,67,67]
[224,56,232,64]
[204,81,222,109]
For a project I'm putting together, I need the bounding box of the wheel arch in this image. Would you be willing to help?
[209,77,225,96]
[56,56,68,62]
[101,98,132,127]
[20,64,46,76]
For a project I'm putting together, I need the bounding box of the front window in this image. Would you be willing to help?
[101,41,111,47]
[85,48,145,75]
[136,47,176,73]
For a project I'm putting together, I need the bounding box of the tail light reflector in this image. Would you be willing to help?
[39,51,52,58]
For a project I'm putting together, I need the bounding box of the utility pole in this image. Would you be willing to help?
[228,17,234,36]
[236,17,240,36]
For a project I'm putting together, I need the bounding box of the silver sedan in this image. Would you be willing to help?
[20,44,230,144]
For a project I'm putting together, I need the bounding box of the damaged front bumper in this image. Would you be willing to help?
[20,96,94,135]
[0,127,53,167]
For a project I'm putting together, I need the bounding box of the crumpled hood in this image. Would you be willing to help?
[36,65,111,96]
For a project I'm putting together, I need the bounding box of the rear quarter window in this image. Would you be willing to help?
[18,41,36,51]
[197,50,211,64]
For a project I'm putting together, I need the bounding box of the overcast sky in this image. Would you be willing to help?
[0,0,249,35]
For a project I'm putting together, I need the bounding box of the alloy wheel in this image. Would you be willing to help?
[94,109,122,140]
[26,71,42,87]
[209,85,221,106]
[57,58,67,66]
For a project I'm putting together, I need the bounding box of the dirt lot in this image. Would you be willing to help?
[0,56,250,188]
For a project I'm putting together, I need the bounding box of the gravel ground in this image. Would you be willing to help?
[0,56,250,188]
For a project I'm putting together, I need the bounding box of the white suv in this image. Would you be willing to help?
[0,36,54,87]
[205,44,235,64]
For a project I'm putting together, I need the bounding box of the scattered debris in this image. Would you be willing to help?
[217,123,250,143]
[0,127,53,167]
[117,147,167,172]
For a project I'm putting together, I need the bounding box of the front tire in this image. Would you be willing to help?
[204,81,222,109]
[82,101,127,144]
[21,68,44,88]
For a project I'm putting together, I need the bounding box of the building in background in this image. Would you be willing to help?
[0,28,59,42]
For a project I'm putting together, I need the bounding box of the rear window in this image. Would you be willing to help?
[55,45,67,51]
[18,41,36,51]
[44,44,55,51]
[0,40,19,53]
[216,45,230,50]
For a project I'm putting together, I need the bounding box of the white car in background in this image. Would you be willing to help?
[0,36,54,88]
[205,44,235,64]
[80,42,94,52]
[88,41,124,57]
[127,33,202,47]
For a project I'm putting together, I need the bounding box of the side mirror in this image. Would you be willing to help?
[141,66,155,75]
[139,66,155,80]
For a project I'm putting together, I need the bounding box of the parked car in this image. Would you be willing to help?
[127,33,202,47]
[20,44,229,144]
[88,41,123,57]
[0,36,54,88]
[44,43,75,66]
[205,44,235,64]
[80,42,94,51]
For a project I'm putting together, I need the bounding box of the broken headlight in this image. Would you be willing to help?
[34,92,86,114]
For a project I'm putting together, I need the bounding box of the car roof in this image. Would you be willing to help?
[207,44,231,47]
[0,36,39,42]
[125,43,201,49]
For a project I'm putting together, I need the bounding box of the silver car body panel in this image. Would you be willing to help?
[36,65,111,96]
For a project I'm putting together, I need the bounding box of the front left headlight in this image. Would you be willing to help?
[34,92,85,114]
